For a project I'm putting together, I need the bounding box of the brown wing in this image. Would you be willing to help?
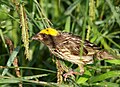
[54,32,101,56]
[83,40,101,55]
[47,32,102,65]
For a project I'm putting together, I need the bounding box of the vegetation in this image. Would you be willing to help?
[0,0,120,87]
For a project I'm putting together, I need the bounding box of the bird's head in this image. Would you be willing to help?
[32,28,59,46]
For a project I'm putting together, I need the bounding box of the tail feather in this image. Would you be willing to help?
[95,50,115,60]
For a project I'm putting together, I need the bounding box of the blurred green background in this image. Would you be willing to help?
[0,0,120,87]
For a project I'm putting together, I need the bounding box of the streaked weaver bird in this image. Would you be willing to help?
[32,28,114,76]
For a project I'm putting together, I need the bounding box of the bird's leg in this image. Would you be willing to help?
[63,64,85,80]
[78,64,85,75]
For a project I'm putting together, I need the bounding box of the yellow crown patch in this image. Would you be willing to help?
[40,28,59,36]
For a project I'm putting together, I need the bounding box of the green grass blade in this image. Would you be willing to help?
[2,46,20,76]
[0,29,9,53]
[23,74,49,80]
[65,0,81,15]
[0,78,20,84]
[106,0,120,26]
[92,82,119,87]
[89,71,120,83]
[64,16,71,32]
[105,59,120,65]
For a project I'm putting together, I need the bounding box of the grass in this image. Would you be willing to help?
[0,0,120,87]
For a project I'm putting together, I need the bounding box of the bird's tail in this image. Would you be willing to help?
[95,49,119,60]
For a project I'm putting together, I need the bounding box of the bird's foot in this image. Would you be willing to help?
[63,70,84,81]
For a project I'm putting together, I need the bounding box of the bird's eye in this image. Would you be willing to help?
[42,34,45,37]
[41,34,49,40]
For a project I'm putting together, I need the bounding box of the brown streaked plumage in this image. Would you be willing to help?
[32,29,114,75]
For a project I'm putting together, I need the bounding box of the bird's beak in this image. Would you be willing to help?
[32,33,40,40]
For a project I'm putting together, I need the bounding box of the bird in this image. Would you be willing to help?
[32,28,114,76]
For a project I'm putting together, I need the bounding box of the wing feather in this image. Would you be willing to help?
[55,32,100,56]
